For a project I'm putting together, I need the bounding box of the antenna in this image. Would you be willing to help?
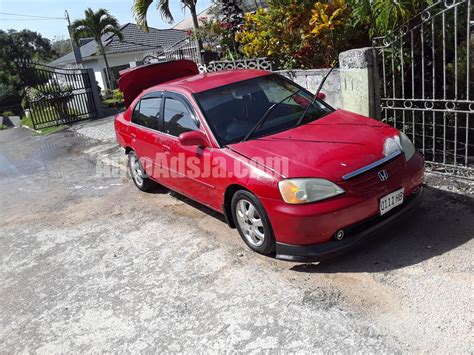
[295,60,338,127]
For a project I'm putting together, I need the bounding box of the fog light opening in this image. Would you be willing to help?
[334,230,345,241]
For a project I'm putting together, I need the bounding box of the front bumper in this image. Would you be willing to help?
[275,187,423,262]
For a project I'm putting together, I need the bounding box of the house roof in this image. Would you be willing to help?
[172,7,213,30]
[50,23,187,66]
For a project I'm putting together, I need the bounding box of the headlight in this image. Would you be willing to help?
[278,178,345,204]
[398,131,416,161]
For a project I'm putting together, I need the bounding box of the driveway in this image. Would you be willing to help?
[1,121,473,353]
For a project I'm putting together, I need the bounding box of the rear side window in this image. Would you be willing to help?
[131,102,140,124]
[163,97,199,136]
[137,97,161,130]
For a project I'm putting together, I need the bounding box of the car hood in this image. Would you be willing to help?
[227,110,399,181]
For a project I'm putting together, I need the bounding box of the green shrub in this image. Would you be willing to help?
[102,89,124,110]
[102,98,125,109]
[2,111,14,117]
[112,89,123,101]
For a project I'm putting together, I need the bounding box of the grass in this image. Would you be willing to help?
[22,112,66,135]
[0,123,7,130]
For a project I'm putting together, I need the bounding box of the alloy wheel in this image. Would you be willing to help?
[130,154,144,186]
[235,199,265,247]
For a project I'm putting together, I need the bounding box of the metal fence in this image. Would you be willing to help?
[373,0,473,178]
[143,37,201,65]
[16,60,98,130]
[142,36,273,75]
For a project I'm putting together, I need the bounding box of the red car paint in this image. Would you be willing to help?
[115,62,424,259]
[118,60,199,107]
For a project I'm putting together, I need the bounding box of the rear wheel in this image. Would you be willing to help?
[128,151,155,191]
[231,190,275,255]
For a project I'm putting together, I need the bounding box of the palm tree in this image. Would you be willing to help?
[71,8,123,89]
[132,0,203,62]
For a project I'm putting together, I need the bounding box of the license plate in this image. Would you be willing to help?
[379,188,404,215]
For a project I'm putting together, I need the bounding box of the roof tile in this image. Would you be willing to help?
[50,23,187,66]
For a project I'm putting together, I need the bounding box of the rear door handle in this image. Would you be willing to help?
[162,145,170,153]
[130,133,136,138]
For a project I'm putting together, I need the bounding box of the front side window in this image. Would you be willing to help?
[138,97,161,130]
[163,97,199,136]
[194,74,334,145]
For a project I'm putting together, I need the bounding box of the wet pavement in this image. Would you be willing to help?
[0,125,473,353]
[0,127,123,220]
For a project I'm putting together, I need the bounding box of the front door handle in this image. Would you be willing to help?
[162,145,170,153]
[130,132,136,138]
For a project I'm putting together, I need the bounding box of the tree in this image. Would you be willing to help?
[132,0,203,61]
[220,0,244,53]
[51,36,72,59]
[71,8,123,89]
[236,0,369,69]
[349,0,434,36]
[0,29,56,114]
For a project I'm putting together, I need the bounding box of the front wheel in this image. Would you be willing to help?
[231,190,275,255]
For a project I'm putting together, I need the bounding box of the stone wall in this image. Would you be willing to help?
[277,47,377,118]
[339,47,377,118]
[277,69,342,109]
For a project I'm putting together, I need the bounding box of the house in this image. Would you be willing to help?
[50,23,187,90]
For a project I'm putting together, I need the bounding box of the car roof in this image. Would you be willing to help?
[147,69,271,94]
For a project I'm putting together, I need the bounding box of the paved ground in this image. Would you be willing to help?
[1,120,473,353]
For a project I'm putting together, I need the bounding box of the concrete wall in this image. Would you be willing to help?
[277,47,377,117]
[278,69,342,108]
[339,47,377,118]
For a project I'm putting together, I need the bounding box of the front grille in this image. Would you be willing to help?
[343,156,405,195]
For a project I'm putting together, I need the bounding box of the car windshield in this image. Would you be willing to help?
[194,74,334,145]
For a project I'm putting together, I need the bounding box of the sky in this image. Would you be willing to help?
[0,0,213,40]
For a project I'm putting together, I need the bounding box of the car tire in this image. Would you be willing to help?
[128,151,155,192]
[231,190,275,255]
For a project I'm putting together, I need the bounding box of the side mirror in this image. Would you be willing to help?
[179,130,210,147]
[317,92,326,101]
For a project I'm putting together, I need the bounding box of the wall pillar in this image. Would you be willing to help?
[87,68,104,119]
[339,47,379,118]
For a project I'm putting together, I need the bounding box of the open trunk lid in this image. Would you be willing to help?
[118,60,199,107]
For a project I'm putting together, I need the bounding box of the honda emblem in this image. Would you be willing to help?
[378,170,389,181]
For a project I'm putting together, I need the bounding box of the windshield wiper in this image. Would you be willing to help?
[295,62,337,127]
[241,89,301,142]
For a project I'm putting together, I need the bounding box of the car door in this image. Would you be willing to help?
[160,92,216,206]
[130,92,165,180]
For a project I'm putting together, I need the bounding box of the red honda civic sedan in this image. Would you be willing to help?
[115,60,424,261]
